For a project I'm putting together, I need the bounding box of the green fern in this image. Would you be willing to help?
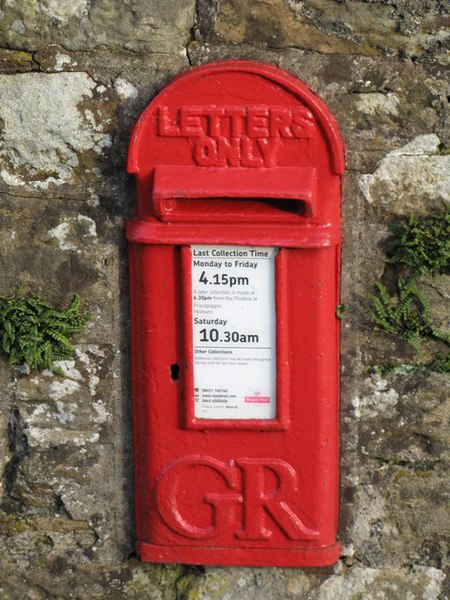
[0,289,90,372]
[387,208,450,276]
[366,278,449,354]
[430,352,450,374]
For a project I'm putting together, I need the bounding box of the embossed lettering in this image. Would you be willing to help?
[247,107,270,138]
[236,458,319,540]
[240,135,264,167]
[156,456,242,539]
[194,137,218,167]
[158,105,316,139]
[217,137,240,167]
[257,138,280,167]
[291,107,316,139]
[269,107,294,138]
[156,105,317,168]
[203,106,226,136]
[225,107,246,137]
[155,456,319,541]
[192,136,279,168]
[179,107,204,136]
[158,105,182,136]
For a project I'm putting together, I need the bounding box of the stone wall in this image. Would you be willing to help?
[0,1,449,598]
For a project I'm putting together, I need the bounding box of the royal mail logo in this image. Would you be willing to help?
[245,395,270,404]
[156,104,317,168]
[155,455,318,541]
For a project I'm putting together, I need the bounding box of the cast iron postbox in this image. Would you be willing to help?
[127,61,345,567]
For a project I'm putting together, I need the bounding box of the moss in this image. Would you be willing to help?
[336,303,349,320]
[176,573,199,599]
[438,143,450,156]
[371,363,422,377]
[416,470,433,479]
[34,169,60,179]
[0,513,30,534]
[10,50,33,67]
[124,564,184,599]
[430,352,450,374]
[32,517,91,532]
[392,469,432,481]
[175,569,228,600]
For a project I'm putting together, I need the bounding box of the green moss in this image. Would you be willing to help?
[176,573,199,599]
[371,363,424,377]
[124,564,184,599]
[438,143,450,156]
[0,513,30,534]
[175,569,228,600]
[11,50,33,67]
[371,353,450,377]
[336,303,349,320]
[391,469,433,481]
[34,169,60,179]
[430,352,450,374]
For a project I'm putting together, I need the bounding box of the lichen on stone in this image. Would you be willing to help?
[0,72,112,189]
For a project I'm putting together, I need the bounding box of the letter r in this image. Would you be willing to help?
[235,458,319,540]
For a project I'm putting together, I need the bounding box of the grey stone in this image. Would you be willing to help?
[0,72,113,190]
[0,0,196,54]
[196,0,450,63]
[314,566,445,600]
[359,134,450,213]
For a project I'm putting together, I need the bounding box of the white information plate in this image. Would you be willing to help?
[191,245,277,420]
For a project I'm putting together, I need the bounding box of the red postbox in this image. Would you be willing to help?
[127,61,345,567]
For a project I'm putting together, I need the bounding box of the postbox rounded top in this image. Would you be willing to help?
[128,60,345,178]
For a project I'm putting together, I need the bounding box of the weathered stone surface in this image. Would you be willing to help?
[171,563,446,599]
[0,0,196,54]
[0,72,115,190]
[0,48,35,73]
[197,0,450,63]
[340,367,450,571]
[0,362,13,505]
[315,566,445,599]
[0,555,184,599]
[1,342,130,556]
[0,1,449,598]
[359,134,450,214]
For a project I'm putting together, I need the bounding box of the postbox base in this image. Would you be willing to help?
[137,542,341,567]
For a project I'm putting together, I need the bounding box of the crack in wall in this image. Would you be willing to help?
[2,408,29,509]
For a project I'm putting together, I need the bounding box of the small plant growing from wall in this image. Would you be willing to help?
[0,288,90,376]
[366,207,449,373]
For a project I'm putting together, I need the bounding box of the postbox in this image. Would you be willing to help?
[127,61,345,567]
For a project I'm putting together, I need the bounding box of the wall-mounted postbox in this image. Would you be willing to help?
[127,61,345,567]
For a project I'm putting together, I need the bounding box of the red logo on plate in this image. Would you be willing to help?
[245,396,270,404]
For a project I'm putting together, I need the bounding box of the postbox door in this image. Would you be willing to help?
[131,241,339,563]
